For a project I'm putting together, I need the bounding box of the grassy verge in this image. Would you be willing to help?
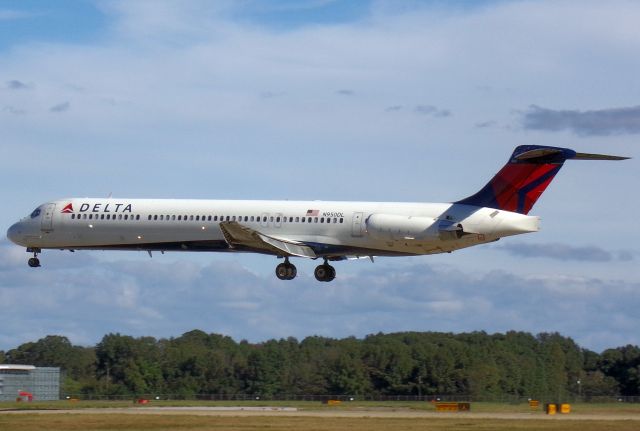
[1,414,640,431]
[1,399,640,414]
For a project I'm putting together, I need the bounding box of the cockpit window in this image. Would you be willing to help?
[30,208,41,218]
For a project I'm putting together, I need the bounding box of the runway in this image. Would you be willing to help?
[3,406,640,421]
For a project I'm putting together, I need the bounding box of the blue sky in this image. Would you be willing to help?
[1,0,638,352]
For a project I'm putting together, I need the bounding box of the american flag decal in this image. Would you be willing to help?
[306,209,319,216]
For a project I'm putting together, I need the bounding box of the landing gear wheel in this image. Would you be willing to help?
[275,260,297,280]
[27,248,41,268]
[286,264,297,279]
[314,264,336,282]
[276,263,288,280]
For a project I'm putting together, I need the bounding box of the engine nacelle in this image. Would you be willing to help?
[366,214,465,242]
[436,220,464,241]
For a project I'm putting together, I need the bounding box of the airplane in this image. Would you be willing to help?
[6,145,628,282]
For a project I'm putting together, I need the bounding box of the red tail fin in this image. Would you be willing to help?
[455,145,628,214]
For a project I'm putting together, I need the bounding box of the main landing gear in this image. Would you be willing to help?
[27,248,41,268]
[274,258,336,282]
[275,258,297,280]
[314,260,336,282]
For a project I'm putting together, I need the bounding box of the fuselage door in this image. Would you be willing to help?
[351,212,364,237]
[41,203,56,232]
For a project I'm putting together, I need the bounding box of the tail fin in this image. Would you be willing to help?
[455,145,629,214]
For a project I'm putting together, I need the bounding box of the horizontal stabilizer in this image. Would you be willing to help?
[573,152,630,161]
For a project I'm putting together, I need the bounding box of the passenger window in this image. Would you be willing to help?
[154,215,158,220]
[124,214,129,220]
[190,215,194,221]
[308,218,312,223]
[340,218,344,223]
[276,217,280,222]
[250,216,254,222]
[83,214,87,219]
[137,215,140,220]
[244,216,248,222]
[333,217,337,223]
[289,217,293,222]
[301,217,305,222]
[296,217,300,222]
[118,214,123,220]
[89,214,93,220]
[196,215,200,221]
[226,216,230,221]
[160,215,164,220]
[262,216,267,222]
[314,217,318,223]
[208,216,212,221]
[71,214,75,219]
[320,217,324,223]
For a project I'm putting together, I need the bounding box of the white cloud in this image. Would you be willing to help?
[0,1,638,352]
[2,237,638,352]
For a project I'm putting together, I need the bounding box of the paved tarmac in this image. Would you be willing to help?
[2,406,640,421]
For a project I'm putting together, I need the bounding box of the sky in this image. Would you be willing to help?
[1,0,638,353]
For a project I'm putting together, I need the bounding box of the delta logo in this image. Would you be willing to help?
[60,202,133,213]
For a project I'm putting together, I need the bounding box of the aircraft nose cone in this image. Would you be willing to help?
[7,222,23,245]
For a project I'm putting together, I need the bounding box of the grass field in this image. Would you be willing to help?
[2,413,640,431]
[2,400,640,431]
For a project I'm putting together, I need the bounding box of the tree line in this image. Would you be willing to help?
[1,331,638,399]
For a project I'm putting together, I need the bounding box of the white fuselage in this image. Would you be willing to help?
[7,198,539,258]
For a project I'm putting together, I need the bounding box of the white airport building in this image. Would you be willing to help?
[0,365,60,401]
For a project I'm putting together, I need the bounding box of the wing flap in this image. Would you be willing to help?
[219,221,316,258]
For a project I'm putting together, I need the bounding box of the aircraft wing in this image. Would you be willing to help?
[219,221,317,258]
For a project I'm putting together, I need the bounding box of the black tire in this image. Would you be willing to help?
[286,264,297,280]
[314,265,327,281]
[28,257,40,268]
[326,265,336,281]
[275,263,289,280]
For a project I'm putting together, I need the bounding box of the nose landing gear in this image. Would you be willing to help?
[27,248,41,268]
[275,257,297,280]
